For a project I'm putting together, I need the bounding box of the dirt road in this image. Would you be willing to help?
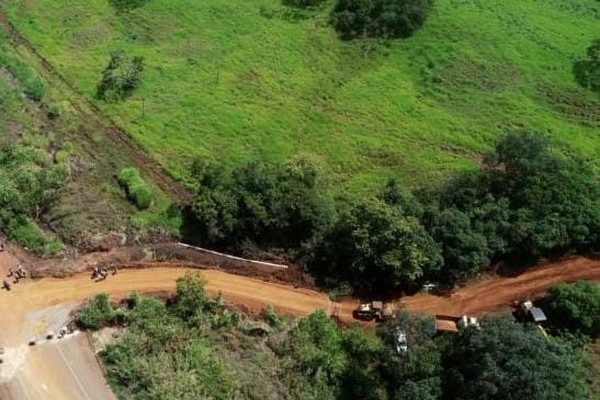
[2,253,600,399]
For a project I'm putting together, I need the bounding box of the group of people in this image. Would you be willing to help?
[91,266,117,282]
[3,265,27,291]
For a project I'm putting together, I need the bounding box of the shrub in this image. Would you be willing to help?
[0,47,46,101]
[573,38,600,93]
[331,0,434,40]
[97,51,144,102]
[263,305,284,330]
[118,167,153,210]
[79,293,120,330]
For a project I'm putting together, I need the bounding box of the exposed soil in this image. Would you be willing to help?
[2,244,600,399]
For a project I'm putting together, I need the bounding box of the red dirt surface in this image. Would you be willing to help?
[3,249,600,399]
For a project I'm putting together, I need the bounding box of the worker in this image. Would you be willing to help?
[91,267,99,279]
[7,267,13,277]
[113,266,118,275]
[3,279,10,291]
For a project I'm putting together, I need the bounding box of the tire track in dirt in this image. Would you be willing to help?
[0,11,190,203]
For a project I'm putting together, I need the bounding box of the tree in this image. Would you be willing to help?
[173,272,209,322]
[331,0,434,40]
[423,206,491,283]
[314,198,442,292]
[485,133,600,260]
[573,38,600,92]
[282,310,347,390]
[378,310,442,400]
[443,316,591,400]
[547,281,600,338]
[187,158,332,252]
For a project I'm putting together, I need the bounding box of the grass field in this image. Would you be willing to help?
[3,0,599,192]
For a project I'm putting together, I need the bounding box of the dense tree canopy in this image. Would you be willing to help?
[313,198,442,292]
[444,316,591,400]
[331,0,434,40]
[187,132,600,293]
[187,157,333,253]
[547,281,600,338]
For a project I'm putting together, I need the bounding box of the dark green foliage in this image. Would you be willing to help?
[188,132,600,293]
[486,133,600,260]
[331,0,434,40]
[117,167,153,210]
[284,0,326,8]
[573,39,600,93]
[378,310,442,400]
[547,281,600,338]
[187,157,333,253]
[313,198,442,292]
[423,132,600,283]
[97,51,144,101]
[425,207,488,282]
[443,316,591,400]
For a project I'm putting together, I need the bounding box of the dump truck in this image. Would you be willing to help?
[353,301,394,322]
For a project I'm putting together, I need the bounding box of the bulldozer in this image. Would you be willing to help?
[353,301,394,322]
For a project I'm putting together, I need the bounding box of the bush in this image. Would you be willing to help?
[331,0,434,40]
[118,167,153,210]
[263,305,284,330]
[573,38,600,93]
[97,51,144,101]
[79,294,121,330]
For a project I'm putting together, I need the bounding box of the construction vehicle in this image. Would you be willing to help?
[353,301,394,322]
[456,315,481,330]
[514,300,547,324]
[435,314,480,332]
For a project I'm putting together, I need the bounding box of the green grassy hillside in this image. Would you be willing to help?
[4,0,599,192]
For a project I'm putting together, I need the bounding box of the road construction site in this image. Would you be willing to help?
[1,245,600,399]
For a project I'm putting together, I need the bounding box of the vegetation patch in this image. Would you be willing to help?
[5,0,599,189]
[79,274,595,400]
[537,84,600,126]
[118,167,154,210]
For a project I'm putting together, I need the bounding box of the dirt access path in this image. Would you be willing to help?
[0,11,190,203]
[2,253,600,399]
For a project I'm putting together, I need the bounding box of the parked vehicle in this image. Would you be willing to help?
[353,301,394,322]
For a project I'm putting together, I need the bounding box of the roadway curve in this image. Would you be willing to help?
[2,252,600,399]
